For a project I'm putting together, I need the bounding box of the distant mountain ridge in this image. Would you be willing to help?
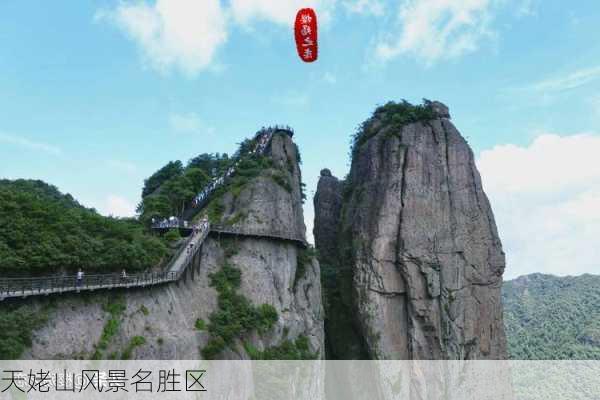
[503,273,600,359]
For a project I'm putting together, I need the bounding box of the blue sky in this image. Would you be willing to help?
[1,0,599,279]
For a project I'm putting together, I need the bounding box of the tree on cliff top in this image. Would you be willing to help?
[350,99,436,160]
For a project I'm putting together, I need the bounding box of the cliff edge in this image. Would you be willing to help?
[21,131,323,360]
[314,100,507,359]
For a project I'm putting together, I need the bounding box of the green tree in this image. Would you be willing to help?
[140,160,184,198]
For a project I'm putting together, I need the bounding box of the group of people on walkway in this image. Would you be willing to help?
[74,268,131,291]
[72,131,275,292]
[190,131,273,209]
[187,215,210,256]
[152,216,186,228]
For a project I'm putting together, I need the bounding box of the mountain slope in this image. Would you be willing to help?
[15,129,323,360]
[0,179,167,275]
[503,273,600,359]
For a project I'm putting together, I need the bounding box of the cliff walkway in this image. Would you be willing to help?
[0,126,306,301]
[0,223,306,300]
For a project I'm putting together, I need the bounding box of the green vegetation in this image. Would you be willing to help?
[350,99,436,159]
[0,179,167,276]
[139,305,150,316]
[224,211,247,226]
[271,170,292,193]
[300,181,307,203]
[195,318,206,331]
[138,129,296,227]
[201,155,273,224]
[503,273,600,359]
[244,335,317,360]
[163,229,181,244]
[137,153,230,224]
[0,303,53,359]
[206,199,225,223]
[201,263,278,359]
[121,336,146,360]
[92,295,126,360]
[295,247,317,288]
[157,337,164,346]
[141,160,184,198]
[220,237,240,259]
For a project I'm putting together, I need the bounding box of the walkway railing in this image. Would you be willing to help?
[0,225,210,301]
[0,271,180,298]
[0,126,300,301]
[181,128,277,221]
[0,221,307,300]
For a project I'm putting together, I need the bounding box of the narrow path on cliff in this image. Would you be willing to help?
[0,126,307,301]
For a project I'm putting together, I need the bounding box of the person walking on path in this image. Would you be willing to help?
[76,269,84,291]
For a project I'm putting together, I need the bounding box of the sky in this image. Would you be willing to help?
[1,0,599,279]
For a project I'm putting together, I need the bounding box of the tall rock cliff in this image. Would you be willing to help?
[21,131,324,360]
[314,101,507,359]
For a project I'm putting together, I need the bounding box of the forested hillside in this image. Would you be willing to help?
[136,154,229,225]
[0,179,167,275]
[503,273,600,359]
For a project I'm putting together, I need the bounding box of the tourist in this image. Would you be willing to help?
[121,269,127,282]
[76,269,84,290]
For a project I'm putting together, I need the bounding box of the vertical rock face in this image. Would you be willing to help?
[313,169,343,264]
[314,169,369,358]
[23,132,324,360]
[219,132,307,240]
[314,102,507,359]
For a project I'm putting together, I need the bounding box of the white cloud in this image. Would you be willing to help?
[101,195,137,218]
[0,133,62,156]
[375,0,496,65]
[96,0,228,76]
[343,0,384,16]
[169,112,215,135]
[477,133,600,279]
[529,65,600,93]
[516,0,539,17]
[230,0,336,26]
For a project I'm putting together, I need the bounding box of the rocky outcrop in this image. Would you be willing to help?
[315,101,507,359]
[23,132,324,360]
[313,169,343,265]
[218,132,306,240]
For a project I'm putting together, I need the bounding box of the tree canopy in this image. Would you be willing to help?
[503,273,600,359]
[137,153,235,225]
[0,179,167,276]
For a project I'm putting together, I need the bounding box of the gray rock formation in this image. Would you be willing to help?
[314,101,507,359]
[313,169,343,265]
[23,132,324,360]
[218,132,306,240]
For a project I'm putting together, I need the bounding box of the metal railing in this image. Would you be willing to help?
[0,225,210,300]
[0,271,179,299]
[0,222,307,300]
[0,127,306,300]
